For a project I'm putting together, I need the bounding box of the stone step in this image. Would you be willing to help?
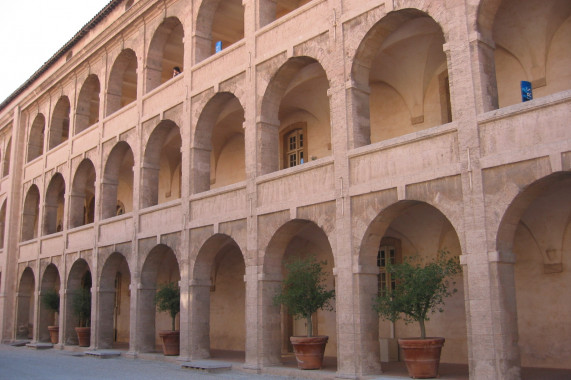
[181,360,232,373]
[26,343,54,350]
[85,350,122,359]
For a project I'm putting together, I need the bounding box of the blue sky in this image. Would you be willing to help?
[0,0,111,103]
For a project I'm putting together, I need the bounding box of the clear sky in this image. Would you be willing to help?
[0,0,111,104]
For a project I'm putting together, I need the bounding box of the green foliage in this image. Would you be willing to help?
[273,256,335,337]
[72,288,91,327]
[373,250,461,339]
[155,282,180,331]
[42,289,60,313]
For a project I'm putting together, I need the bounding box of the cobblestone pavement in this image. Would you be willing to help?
[0,344,298,380]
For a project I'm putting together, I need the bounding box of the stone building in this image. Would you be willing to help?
[0,0,569,378]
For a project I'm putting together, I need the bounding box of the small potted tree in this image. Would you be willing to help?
[42,289,60,344]
[72,287,92,347]
[155,282,180,356]
[273,256,335,370]
[373,250,461,378]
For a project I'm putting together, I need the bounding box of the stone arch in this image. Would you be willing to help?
[39,264,60,343]
[75,74,100,134]
[356,200,467,371]
[349,9,450,149]
[261,219,337,366]
[189,233,246,359]
[258,56,331,175]
[0,199,6,249]
[491,0,571,108]
[65,258,92,345]
[146,17,184,92]
[96,252,131,349]
[21,185,40,241]
[106,49,138,116]
[27,113,45,162]
[43,173,66,235]
[101,141,135,219]
[16,267,35,339]
[49,96,70,150]
[69,159,96,229]
[2,138,11,177]
[137,244,181,353]
[194,0,244,63]
[496,171,571,369]
[192,92,245,193]
[141,120,181,208]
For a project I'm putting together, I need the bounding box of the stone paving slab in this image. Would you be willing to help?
[10,340,30,347]
[181,360,233,373]
[85,349,122,358]
[26,343,54,350]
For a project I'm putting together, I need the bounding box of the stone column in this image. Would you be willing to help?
[187,281,211,359]
[469,32,498,114]
[345,81,371,150]
[258,274,282,366]
[255,119,280,176]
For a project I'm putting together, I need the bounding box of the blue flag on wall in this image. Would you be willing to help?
[215,41,222,53]
[521,81,533,102]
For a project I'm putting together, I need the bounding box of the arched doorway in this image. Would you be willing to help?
[190,234,246,359]
[65,259,92,345]
[358,201,466,372]
[16,267,35,340]
[262,219,337,367]
[137,244,180,353]
[97,252,131,349]
[39,264,60,343]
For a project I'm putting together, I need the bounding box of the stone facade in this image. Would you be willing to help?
[0,0,570,379]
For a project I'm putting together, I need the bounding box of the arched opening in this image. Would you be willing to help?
[16,267,35,340]
[43,173,66,235]
[259,57,331,175]
[138,244,180,353]
[491,0,571,108]
[146,17,184,92]
[259,0,312,28]
[106,49,138,116]
[65,259,92,345]
[27,114,45,162]
[190,234,246,360]
[75,74,100,134]
[49,96,70,150]
[350,10,451,148]
[193,93,245,193]
[194,0,244,63]
[2,138,11,177]
[39,264,60,343]
[0,200,6,249]
[21,185,40,241]
[262,219,337,367]
[141,120,181,208]
[69,160,96,228]
[101,142,134,219]
[357,201,466,372]
[497,172,571,370]
[97,252,131,349]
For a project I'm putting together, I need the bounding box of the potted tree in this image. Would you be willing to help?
[155,282,180,356]
[72,287,92,347]
[273,256,335,370]
[373,250,461,378]
[41,289,60,344]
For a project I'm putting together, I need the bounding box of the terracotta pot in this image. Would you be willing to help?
[75,327,91,347]
[398,337,445,379]
[290,335,328,370]
[47,326,59,344]
[159,330,180,356]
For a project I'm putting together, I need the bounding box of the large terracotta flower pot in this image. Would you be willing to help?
[290,335,328,370]
[159,330,180,356]
[48,326,59,344]
[398,337,445,379]
[75,327,91,347]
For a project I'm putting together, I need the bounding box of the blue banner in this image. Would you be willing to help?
[521,81,533,102]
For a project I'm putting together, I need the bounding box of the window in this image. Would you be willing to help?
[281,122,307,169]
[377,238,402,296]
